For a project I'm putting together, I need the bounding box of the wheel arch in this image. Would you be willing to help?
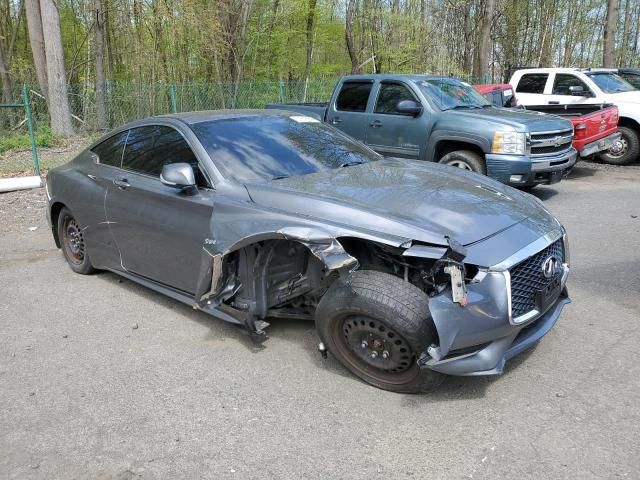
[50,201,67,248]
[433,139,485,161]
[618,116,640,132]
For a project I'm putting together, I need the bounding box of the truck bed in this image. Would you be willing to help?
[524,104,620,157]
[522,103,614,117]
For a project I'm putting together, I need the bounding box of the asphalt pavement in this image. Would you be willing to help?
[1,160,639,479]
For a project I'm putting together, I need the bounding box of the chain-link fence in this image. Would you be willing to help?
[0,85,41,178]
[1,74,491,177]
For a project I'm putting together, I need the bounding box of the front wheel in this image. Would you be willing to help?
[57,207,95,275]
[315,270,444,393]
[599,126,640,165]
[439,150,487,175]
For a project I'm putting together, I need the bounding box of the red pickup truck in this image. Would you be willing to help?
[475,84,620,158]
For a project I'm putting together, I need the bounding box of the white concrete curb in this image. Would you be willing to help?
[0,176,42,193]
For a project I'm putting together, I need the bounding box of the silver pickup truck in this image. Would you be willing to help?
[268,74,578,189]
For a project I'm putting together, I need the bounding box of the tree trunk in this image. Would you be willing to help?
[39,0,74,135]
[603,0,619,67]
[24,0,48,100]
[94,0,107,129]
[302,0,317,101]
[345,0,360,74]
[0,38,12,103]
[473,0,496,80]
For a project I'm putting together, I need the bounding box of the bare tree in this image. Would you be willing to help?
[39,0,74,134]
[345,0,359,74]
[24,0,47,99]
[603,0,619,67]
[94,0,107,129]
[302,0,317,101]
[474,0,496,80]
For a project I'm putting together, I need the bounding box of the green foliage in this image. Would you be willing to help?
[0,126,57,154]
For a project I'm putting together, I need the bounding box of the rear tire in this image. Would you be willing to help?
[599,126,640,165]
[439,150,487,175]
[315,270,444,393]
[57,207,94,275]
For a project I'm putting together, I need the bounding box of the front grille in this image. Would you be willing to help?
[510,239,564,319]
[530,129,573,156]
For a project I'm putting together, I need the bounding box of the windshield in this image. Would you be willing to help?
[190,115,380,182]
[417,78,492,110]
[585,72,636,93]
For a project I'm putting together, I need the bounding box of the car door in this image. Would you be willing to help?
[105,124,215,294]
[512,73,550,106]
[545,73,596,105]
[365,81,424,159]
[325,80,373,140]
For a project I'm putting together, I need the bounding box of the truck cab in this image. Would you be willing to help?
[267,74,578,188]
[510,68,640,165]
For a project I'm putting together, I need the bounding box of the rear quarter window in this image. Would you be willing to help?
[336,82,372,112]
[515,74,549,93]
[91,130,129,167]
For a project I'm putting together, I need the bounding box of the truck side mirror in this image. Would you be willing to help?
[396,100,423,116]
[569,85,586,96]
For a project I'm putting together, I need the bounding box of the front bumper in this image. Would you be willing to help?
[579,131,621,158]
[419,288,570,375]
[486,148,577,187]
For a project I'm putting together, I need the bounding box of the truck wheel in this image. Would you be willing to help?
[57,207,94,275]
[599,126,640,165]
[439,150,487,175]
[315,270,444,393]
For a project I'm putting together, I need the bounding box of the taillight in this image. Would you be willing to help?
[574,122,586,139]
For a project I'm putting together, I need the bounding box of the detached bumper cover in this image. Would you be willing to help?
[420,289,570,376]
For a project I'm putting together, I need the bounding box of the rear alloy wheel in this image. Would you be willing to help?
[316,270,444,393]
[599,126,640,165]
[439,150,487,175]
[57,207,94,275]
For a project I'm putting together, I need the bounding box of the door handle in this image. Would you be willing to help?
[370,120,383,128]
[113,178,130,189]
[548,101,560,105]
[331,117,342,125]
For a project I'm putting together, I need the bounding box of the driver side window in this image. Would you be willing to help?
[122,125,210,188]
[375,83,417,114]
[552,74,590,96]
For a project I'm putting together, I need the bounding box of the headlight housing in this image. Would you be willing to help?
[491,131,527,155]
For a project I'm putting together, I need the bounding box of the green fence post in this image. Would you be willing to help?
[23,84,40,177]
[278,80,285,103]
[169,84,178,113]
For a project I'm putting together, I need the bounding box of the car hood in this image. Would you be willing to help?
[244,159,558,247]
[443,107,573,132]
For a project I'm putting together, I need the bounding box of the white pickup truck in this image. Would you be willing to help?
[510,68,640,165]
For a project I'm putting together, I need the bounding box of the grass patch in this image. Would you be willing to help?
[0,126,57,154]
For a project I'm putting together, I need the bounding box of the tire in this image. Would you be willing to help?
[57,207,94,275]
[599,126,640,165]
[439,150,486,175]
[315,270,444,393]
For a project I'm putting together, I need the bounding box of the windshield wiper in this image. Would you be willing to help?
[448,105,482,110]
[270,175,290,180]
[339,161,365,168]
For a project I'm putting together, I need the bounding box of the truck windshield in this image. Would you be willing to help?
[417,78,492,110]
[190,116,380,182]
[585,72,636,93]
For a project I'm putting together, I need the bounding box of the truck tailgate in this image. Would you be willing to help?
[572,105,619,153]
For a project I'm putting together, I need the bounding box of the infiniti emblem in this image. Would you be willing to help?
[542,255,559,279]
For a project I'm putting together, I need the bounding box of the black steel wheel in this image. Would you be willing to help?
[57,207,94,274]
[316,270,444,393]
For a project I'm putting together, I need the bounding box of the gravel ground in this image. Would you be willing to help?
[0,161,639,479]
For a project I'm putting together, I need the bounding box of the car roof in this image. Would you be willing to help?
[512,68,582,75]
[157,109,296,125]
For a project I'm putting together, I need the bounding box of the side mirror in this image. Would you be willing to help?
[569,85,586,96]
[160,163,196,190]
[396,100,423,116]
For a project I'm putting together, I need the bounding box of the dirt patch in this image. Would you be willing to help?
[0,187,48,234]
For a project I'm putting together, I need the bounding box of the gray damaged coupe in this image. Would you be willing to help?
[46,110,571,392]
